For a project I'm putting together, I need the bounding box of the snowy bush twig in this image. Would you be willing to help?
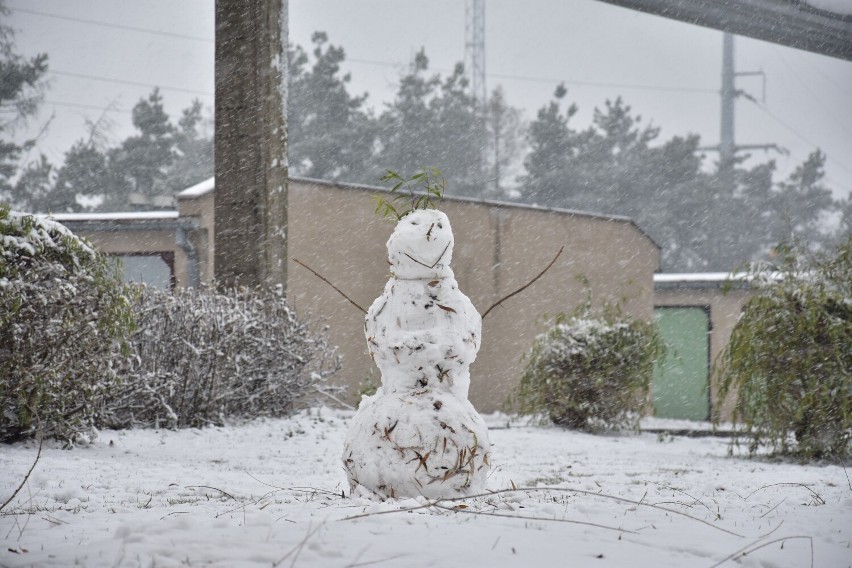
[103,285,341,429]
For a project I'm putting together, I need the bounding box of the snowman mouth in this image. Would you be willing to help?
[404,241,451,269]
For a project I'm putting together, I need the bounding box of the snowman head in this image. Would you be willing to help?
[387,209,454,279]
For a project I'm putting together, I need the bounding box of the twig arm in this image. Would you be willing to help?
[481,246,564,320]
[292,258,367,315]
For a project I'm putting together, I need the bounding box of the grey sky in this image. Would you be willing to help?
[8,0,852,198]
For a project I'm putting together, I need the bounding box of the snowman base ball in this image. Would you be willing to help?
[343,390,490,499]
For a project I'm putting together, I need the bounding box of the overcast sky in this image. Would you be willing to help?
[8,0,852,199]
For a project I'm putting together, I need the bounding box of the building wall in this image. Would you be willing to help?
[287,179,660,412]
[70,226,190,287]
[58,180,661,414]
[178,192,216,285]
[654,286,752,421]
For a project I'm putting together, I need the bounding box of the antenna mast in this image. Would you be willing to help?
[465,0,486,104]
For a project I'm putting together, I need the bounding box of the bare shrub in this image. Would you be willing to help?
[104,285,340,429]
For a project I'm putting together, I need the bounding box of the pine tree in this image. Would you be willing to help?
[0,0,48,208]
[518,84,578,206]
[11,153,52,211]
[288,32,378,183]
[376,50,484,196]
[52,141,112,212]
[108,88,177,207]
[484,86,524,199]
[165,99,213,193]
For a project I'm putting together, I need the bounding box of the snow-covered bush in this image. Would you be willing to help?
[104,285,340,429]
[0,206,134,443]
[515,304,662,432]
[719,237,851,461]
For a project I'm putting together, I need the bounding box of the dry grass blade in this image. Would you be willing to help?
[741,483,825,505]
[436,486,748,538]
[273,522,325,568]
[344,553,405,567]
[709,535,814,568]
[185,485,237,500]
[432,503,634,534]
[341,501,435,521]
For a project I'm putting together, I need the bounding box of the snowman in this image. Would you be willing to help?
[342,208,491,499]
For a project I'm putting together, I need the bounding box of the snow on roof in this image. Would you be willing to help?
[171,175,660,249]
[654,272,760,290]
[177,177,215,199]
[42,211,180,222]
[653,273,741,283]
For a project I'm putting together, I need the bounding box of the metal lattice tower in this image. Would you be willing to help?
[465,0,486,104]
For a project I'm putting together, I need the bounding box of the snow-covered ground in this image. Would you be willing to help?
[1,409,850,568]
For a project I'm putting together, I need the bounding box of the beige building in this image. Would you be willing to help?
[50,178,753,419]
[52,177,659,413]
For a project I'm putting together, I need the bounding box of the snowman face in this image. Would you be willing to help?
[387,209,454,278]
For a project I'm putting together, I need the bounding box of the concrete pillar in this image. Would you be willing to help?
[214,0,288,288]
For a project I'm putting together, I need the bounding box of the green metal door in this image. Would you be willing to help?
[653,307,710,420]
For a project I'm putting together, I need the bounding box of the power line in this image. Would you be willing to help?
[488,71,717,94]
[13,6,716,97]
[345,57,718,95]
[49,69,214,98]
[746,98,852,180]
[772,46,852,142]
[44,99,131,114]
[10,7,214,43]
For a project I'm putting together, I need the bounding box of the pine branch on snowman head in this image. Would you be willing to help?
[374,166,446,221]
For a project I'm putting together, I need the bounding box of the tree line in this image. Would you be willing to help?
[1,22,848,272]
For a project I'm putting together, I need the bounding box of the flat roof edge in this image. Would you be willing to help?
[291,176,663,250]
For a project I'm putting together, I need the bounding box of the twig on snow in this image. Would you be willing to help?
[431,503,634,534]
[709,535,813,568]
[344,553,405,567]
[0,426,44,514]
[273,521,325,568]
[293,258,367,314]
[313,384,355,410]
[740,483,825,506]
[481,246,564,320]
[436,486,749,538]
[758,497,787,518]
[185,486,237,501]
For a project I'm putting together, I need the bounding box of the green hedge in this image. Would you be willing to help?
[719,237,851,461]
[0,207,134,443]
[516,303,662,432]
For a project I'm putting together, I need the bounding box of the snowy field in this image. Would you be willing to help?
[1,409,850,568]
